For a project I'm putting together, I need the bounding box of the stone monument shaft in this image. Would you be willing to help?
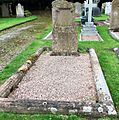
[52,0,78,55]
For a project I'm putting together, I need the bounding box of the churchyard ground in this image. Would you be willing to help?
[0,13,119,119]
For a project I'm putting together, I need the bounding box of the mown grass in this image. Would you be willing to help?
[74,14,109,23]
[0,15,119,119]
[0,16,37,31]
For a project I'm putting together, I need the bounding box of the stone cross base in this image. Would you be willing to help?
[52,26,78,56]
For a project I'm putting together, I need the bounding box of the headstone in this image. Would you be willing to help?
[52,0,78,55]
[110,0,119,31]
[16,3,24,17]
[92,7,101,16]
[1,3,9,17]
[105,2,112,15]
[74,2,81,16]
[81,0,100,39]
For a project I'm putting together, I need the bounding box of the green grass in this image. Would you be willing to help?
[74,14,109,23]
[0,17,119,119]
[94,14,109,21]
[0,16,37,31]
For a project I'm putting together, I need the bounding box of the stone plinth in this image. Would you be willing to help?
[52,0,78,55]
[110,0,119,31]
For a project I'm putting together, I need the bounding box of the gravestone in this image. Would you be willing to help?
[92,7,101,16]
[52,0,78,55]
[16,3,24,17]
[81,0,100,40]
[1,4,9,17]
[74,2,81,16]
[105,2,111,15]
[110,0,119,31]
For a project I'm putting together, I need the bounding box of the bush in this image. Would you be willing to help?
[24,10,32,17]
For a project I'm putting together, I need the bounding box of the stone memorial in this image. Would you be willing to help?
[74,2,81,16]
[105,2,111,15]
[81,0,101,41]
[110,0,119,31]
[1,3,9,17]
[16,3,24,17]
[92,7,101,16]
[52,0,78,55]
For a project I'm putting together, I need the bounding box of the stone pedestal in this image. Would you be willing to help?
[52,0,78,55]
[110,0,119,31]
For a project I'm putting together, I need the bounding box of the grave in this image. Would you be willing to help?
[1,3,9,17]
[92,7,101,17]
[109,0,119,40]
[16,3,24,17]
[0,0,117,117]
[80,0,102,41]
[105,2,112,15]
[74,2,81,18]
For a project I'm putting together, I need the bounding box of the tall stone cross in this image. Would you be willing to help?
[87,0,97,22]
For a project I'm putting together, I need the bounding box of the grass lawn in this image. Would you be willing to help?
[0,16,37,31]
[74,14,109,23]
[0,15,119,119]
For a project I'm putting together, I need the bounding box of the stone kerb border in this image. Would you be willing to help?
[79,32,103,42]
[0,48,117,117]
[0,47,48,98]
[109,30,119,41]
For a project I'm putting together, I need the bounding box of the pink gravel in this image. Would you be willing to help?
[9,53,97,103]
[81,35,100,41]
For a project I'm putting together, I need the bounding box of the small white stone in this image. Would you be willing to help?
[83,106,92,113]
[69,109,78,114]
[107,105,117,115]
[113,48,118,52]
[50,107,58,114]
[98,107,103,113]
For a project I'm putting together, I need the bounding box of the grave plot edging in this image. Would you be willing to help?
[0,47,49,98]
[89,48,117,116]
[0,48,117,117]
[109,30,119,41]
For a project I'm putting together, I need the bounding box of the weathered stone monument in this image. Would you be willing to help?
[110,0,119,31]
[74,2,81,16]
[105,2,112,15]
[52,0,78,55]
[16,3,24,17]
[1,3,9,17]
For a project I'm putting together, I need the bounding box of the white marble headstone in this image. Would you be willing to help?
[16,3,24,17]
[105,2,112,15]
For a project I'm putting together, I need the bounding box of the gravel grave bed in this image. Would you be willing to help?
[81,35,100,41]
[9,53,97,104]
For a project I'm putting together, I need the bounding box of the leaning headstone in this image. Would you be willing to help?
[110,0,119,31]
[16,3,24,17]
[105,2,111,15]
[52,0,78,55]
[74,2,81,16]
[92,7,101,16]
[1,3,9,17]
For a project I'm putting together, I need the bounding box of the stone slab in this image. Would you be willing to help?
[109,30,119,41]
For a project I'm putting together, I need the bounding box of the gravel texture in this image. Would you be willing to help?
[9,53,97,103]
